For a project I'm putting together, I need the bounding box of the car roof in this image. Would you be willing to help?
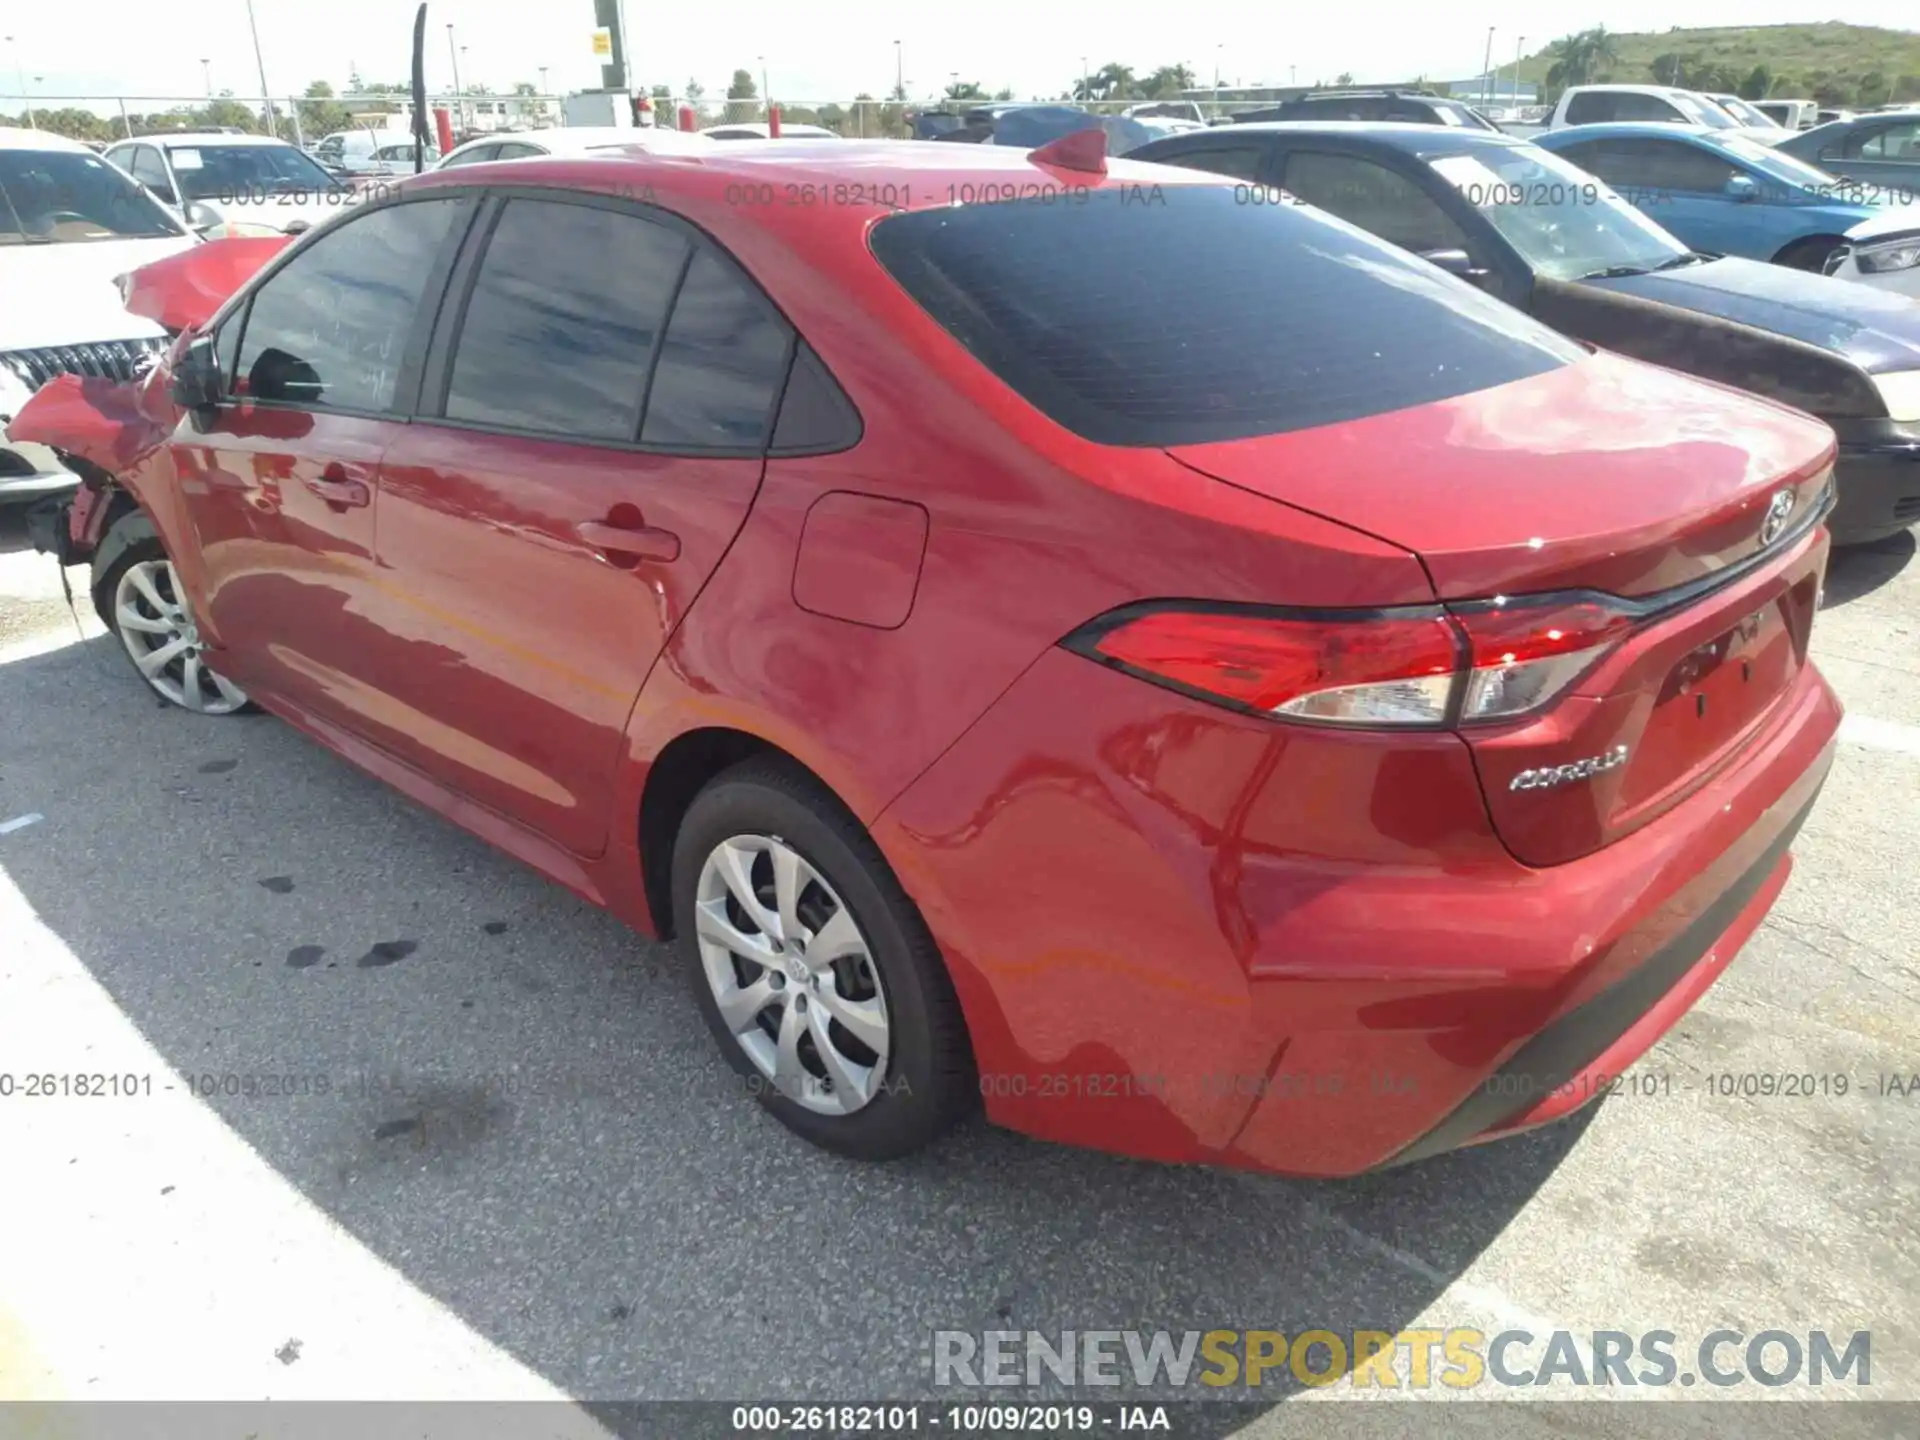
[1534,122,1721,143]
[1562,84,1701,98]
[1187,120,1528,155]
[0,125,93,152]
[116,132,296,147]
[409,139,1223,221]
[446,126,714,156]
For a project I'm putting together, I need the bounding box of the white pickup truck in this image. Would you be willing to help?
[1546,85,1784,143]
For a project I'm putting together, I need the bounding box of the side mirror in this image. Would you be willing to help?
[169,335,223,411]
[1726,174,1758,202]
[1421,247,1494,287]
[184,201,221,234]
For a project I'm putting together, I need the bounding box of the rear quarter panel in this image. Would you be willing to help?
[609,171,1437,911]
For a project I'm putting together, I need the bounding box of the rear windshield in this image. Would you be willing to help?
[869,183,1583,446]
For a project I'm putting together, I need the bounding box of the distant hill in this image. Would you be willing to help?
[1516,23,1920,107]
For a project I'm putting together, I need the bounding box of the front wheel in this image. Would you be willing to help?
[671,758,974,1159]
[95,529,251,715]
[1775,235,1846,273]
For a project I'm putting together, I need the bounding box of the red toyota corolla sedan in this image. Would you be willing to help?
[15,136,1842,1177]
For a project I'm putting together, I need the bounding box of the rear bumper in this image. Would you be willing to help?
[1831,422,1920,542]
[879,640,1842,1179]
[1386,776,1814,1166]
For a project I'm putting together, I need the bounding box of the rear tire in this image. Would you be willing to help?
[92,524,253,715]
[1774,235,1846,273]
[670,757,974,1159]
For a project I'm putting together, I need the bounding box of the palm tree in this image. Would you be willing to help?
[1545,27,1620,94]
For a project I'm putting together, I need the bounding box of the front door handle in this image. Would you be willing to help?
[305,465,372,510]
[576,519,681,564]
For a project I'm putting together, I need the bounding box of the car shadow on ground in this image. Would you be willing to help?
[0,633,1592,1428]
[0,508,39,556]
[1823,528,1915,609]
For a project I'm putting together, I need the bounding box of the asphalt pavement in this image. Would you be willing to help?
[1,507,1916,1435]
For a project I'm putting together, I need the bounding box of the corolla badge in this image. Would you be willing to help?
[1510,745,1630,792]
[1760,488,1796,547]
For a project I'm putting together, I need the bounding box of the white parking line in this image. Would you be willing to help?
[1838,714,1920,758]
[0,813,45,835]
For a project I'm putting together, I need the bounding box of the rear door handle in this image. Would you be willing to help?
[305,464,372,510]
[576,519,681,564]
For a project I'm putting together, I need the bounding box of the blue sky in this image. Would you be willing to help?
[4,1,1909,110]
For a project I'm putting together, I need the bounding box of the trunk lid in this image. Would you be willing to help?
[1167,351,1837,865]
[1167,351,1835,601]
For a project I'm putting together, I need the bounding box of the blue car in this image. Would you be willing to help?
[1533,122,1912,272]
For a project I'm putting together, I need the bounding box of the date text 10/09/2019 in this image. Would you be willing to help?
[730,1405,1167,1432]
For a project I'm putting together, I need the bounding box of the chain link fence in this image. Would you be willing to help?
[4,90,1466,149]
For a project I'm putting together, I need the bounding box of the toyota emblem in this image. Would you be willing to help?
[1760,488,1795,547]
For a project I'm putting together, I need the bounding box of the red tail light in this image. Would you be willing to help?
[1449,598,1638,723]
[1066,596,1639,729]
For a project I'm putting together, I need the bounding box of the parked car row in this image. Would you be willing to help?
[0,124,1893,1185]
[1131,120,1920,544]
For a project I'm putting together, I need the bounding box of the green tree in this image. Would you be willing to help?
[993,86,1015,101]
[297,81,352,141]
[1074,63,1137,102]
[1545,26,1621,97]
[1143,64,1196,98]
[724,67,761,123]
[1738,64,1773,99]
[1812,75,1855,107]
[944,80,988,100]
[1333,70,1355,86]
[1897,74,1920,103]
[1651,52,1689,85]
[1856,71,1890,106]
[815,100,847,134]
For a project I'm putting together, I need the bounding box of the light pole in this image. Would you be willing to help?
[893,40,902,99]
[1081,56,1089,104]
[759,55,768,108]
[244,0,277,136]
[446,25,464,132]
[4,36,33,129]
[1482,26,1495,107]
[1289,65,1297,87]
[1512,35,1524,108]
[200,58,212,98]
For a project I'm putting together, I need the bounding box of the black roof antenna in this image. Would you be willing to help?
[410,3,430,174]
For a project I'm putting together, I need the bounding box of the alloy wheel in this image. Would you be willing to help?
[113,559,249,715]
[693,833,893,1116]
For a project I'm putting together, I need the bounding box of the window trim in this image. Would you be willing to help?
[416,185,809,459]
[214,191,481,423]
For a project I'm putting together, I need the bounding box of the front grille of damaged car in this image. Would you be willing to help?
[0,337,171,390]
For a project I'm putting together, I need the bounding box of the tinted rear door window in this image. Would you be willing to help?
[444,198,690,441]
[869,186,1582,447]
[639,249,793,449]
[1563,93,1619,125]
[1280,151,1471,253]
[1149,145,1269,182]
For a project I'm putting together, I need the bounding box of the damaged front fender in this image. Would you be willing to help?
[8,373,172,485]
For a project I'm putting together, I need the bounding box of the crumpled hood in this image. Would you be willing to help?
[1595,255,1920,375]
[120,235,296,333]
[0,236,196,351]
